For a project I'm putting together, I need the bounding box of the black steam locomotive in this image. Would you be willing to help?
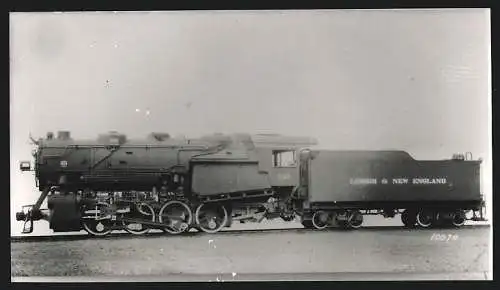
[15,131,487,236]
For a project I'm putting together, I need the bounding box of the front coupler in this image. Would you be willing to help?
[15,205,48,234]
[15,186,51,234]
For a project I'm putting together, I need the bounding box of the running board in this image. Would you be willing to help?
[199,191,274,203]
[82,216,185,229]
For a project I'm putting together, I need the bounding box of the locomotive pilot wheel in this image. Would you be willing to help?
[159,200,193,235]
[122,202,155,235]
[194,203,228,234]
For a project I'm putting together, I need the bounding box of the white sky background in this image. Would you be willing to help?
[10,9,491,236]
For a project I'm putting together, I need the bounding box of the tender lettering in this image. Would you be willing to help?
[349,178,377,185]
[412,178,447,185]
[348,177,447,185]
[392,178,409,184]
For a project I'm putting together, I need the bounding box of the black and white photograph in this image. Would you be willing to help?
[10,8,492,282]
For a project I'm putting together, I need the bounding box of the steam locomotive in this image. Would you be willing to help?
[15,131,487,236]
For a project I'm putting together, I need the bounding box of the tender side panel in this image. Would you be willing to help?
[308,152,370,202]
[308,151,482,203]
[191,162,271,196]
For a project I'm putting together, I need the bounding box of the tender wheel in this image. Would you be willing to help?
[122,202,155,235]
[195,203,228,234]
[416,210,434,228]
[401,210,417,228]
[159,201,193,235]
[452,210,466,227]
[348,210,363,229]
[82,202,114,237]
[312,211,329,230]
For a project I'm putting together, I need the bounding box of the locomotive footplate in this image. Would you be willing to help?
[200,190,274,203]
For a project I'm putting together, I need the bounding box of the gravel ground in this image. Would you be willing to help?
[11,222,491,281]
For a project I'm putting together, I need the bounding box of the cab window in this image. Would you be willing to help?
[272,150,297,167]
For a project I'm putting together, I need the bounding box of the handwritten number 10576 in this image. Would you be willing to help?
[431,233,458,242]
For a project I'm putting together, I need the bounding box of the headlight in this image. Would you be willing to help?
[19,161,31,171]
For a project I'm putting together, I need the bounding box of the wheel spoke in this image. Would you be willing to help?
[312,211,329,230]
[416,210,433,228]
[348,210,363,229]
[159,201,193,234]
[123,202,155,235]
[195,203,228,234]
[82,202,114,236]
[452,210,466,227]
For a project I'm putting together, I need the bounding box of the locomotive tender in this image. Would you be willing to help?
[296,150,486,229]
[15,131,486,236]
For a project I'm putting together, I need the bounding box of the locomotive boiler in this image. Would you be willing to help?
[15,131,318,235]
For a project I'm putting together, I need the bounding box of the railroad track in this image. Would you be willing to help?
[11,271,492,282]
[10,224,490,243]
